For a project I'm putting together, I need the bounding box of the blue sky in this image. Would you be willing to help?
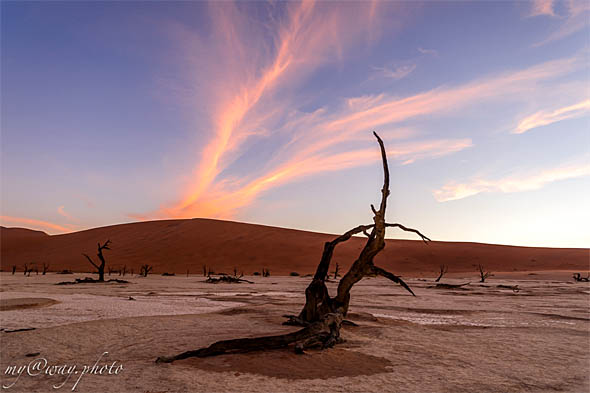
[1,1,589,247]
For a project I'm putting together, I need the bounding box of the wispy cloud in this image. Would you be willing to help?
[153,50,586,219]
[527,0,556,17]
[417,47,437,56]
[433,158,590,202]
[0,215,74,234]
[372,64,416,80]
[57,205,77,222]
[171,0,388,215]
[157,138,472,218]
[531,0,590,46]
[514,99,590,134]
[144,1,587,221]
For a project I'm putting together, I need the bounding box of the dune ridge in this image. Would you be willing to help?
[1,219,587,275]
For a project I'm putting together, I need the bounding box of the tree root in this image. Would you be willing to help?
[156,313,343,363]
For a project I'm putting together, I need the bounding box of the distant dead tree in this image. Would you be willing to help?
[157,132,430,363]
[333,263,340,279]
[35,267,39,275]
[12,265,16,275]
[202,265,208,277]
[262,268,270,277]
[573,273,590,282]
[42,263,49,275]
[120,265,127,277]
[187,268,190,277]
[206,271,253,284]
[108,266,116,276]
[477,264,492,282]
[23,264,32,276]
[140,264,153,277]
[435,264,448,282]
[82,240,111,282]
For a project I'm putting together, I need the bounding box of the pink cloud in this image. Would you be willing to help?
[434,158,590,202]
[0,215,75,234]
[57,205,77,222]
[142,3,586,221]
[514,99,590,134]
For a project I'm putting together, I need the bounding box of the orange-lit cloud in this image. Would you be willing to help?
[514,99,590,134]
[433,159,590,202]
[531,0,590,46]
[528,0,556,17]
[176,1,388,214]
[57,205,77,221]
[162,138,472,218]
[148,4,587,221]
[0,215,74,234]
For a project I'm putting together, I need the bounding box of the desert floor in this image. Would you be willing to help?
[0,271,588,393]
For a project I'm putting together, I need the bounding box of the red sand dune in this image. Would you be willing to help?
[1,218,588,276]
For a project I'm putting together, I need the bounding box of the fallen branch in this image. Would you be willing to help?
[206,274,254,284]
[56,278,129,285]
[429,282,471,289]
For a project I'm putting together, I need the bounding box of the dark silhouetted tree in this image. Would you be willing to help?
[477,264,492,283]
[435,264,448,282]
[82,240,111,282]
[157,132,430,363]
[140,264,153,277]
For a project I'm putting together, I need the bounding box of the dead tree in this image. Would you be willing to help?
[333,263,340,279]
[435,264,448,282]
[23,264,32,276]
[82,240,111,282]
[477,264,492,283]
[120,265,127,277]
[262,268,270,277]
[203,265,207,277]
[140,264,153,277]
[206,272,254,284]
[42,263,49,275]
[573,273,590,282]
[12,265,16,275]
[156,132,430,363]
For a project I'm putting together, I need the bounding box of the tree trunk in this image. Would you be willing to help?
[156,132,430,363]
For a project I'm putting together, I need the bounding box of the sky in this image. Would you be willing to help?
[1,0,589,248]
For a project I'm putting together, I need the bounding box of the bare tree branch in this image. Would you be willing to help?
[82,253,100,270]
[372,266,416,296]
[385,223,431,244]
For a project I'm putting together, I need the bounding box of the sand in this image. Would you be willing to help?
[0,272,588,392]
[1,219,588,277]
